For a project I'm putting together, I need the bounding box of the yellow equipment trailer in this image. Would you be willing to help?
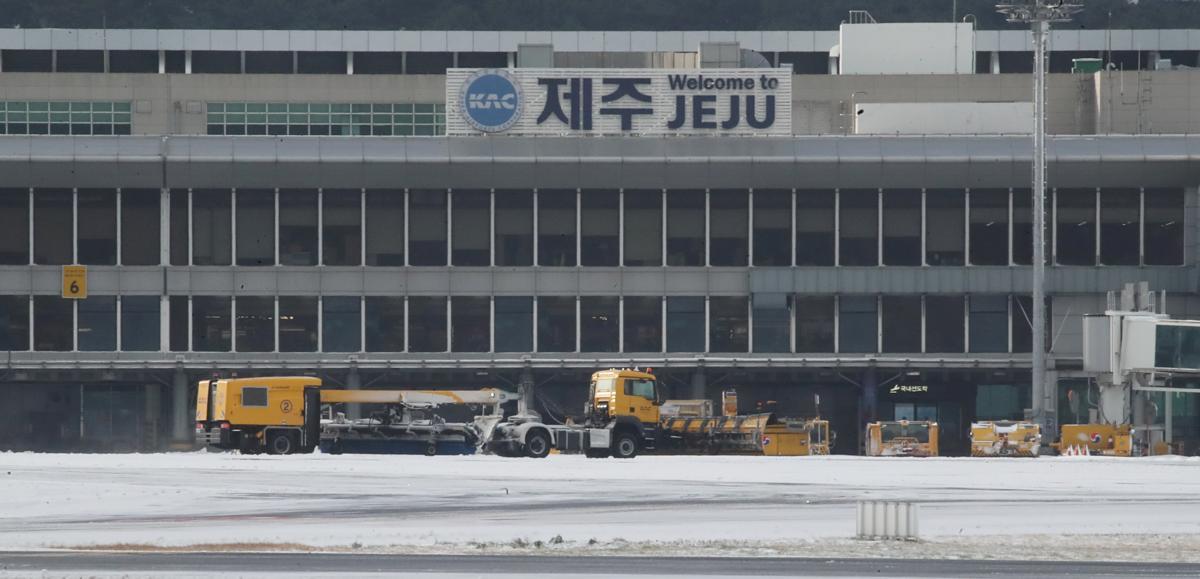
[970,421,1041,457]
[866,420,939,457]
[1057,423,1134,456]
[196,376,513,455]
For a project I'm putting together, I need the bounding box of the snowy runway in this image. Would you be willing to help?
[3,452,1200,560]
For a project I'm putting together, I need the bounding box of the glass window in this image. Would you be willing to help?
[78,296,116,351]
[710,190,748,266]
[538,190,576,266]
[451,296,489,352]
[279,189,318,266]
[365,297,405,352]
[969,295,1008,353]
[169,189,189,266]
[925,296,965,353]
[452,190,490,266]
[120,296,159,352]
[1099,188,1140,266]
[625,379,656,399]
[495,297,533,352]
[538,296,575,352]
[120,189,160,266]
[710,296,748,353]
[881,296,921,353]
[77,189,117,265]
[1145,188,1184,266]
[1012,296,1034,353]
[0,189,29,264]
[667,297,705,352]
[666,190,704,266]
[322,189,362,266]
[581,190,619,266]
[192,296,231,352]
[795,296,834,353]
[1012,189,1033,266]
[753,189,790,266]
[169,295,188,351]
[624,190,663,266]
[408,296,447,352]
[192,189,232,266]
[840,189,878,266]
[235,296,274,352]
[495,190,533,266]
[839,295,878,353]
[409,190,448,266]
[242,387,269,407]
[279,297,317,352]
[624,296,662,352]
[752,293,790,353]
[321,296,360,353]
[365,189,405,266]
[926,189,965,266]
[236,189,275,266]
[882,189,920,266]
[969,189,1009,266]
[1055,188,1096,266]
[244,51,293,74]
[33,189,73,265]
[0,295,29,350]
[34,295,72,351]
[796,190,835,266]
[581,296,619,352]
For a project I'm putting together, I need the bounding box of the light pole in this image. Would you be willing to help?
[995,1,1083,437]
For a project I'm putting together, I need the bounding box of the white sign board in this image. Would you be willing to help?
[446,68,792,137]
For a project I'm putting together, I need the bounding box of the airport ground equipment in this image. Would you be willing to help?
[195,376,512,455]
[1055,423,1133,456]
[969,421,1041,457]
[485,368,832,458]
[865,421,939,457]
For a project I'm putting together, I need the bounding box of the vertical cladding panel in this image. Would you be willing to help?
[315,30,343,52]
[289,30,317,52]
[210,30,238,52]
[656,31,683,52]
[447,31,474,52]
[473,31,500,52]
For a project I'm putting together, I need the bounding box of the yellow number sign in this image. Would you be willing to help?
[62,265,87,299]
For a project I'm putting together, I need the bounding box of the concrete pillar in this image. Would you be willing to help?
[991,51,1001,74]
[1043,368,1060,434]
[828,55,839,75]
[689,369,707,400]
[518,367,536,418]
[184,50,192,74]
[346,51,354,75]
[862,368,878,423]
[172,367,190,444]
[158,50,166,74]
[145,383,161,450]
[346,366,362,420]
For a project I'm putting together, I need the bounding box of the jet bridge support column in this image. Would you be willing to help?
[517,366,537,419]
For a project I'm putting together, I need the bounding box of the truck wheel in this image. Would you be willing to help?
[524,430,551,459]
[267,431,294,455]
[612,432,639,459]
[424,443,438,457]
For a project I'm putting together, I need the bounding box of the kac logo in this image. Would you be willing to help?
[460,69,522,133]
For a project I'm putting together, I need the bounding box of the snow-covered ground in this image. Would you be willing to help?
[2,452,1200,561]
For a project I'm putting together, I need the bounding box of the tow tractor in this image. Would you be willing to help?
[484,368,831,458]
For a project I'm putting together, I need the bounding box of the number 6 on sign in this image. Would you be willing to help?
[61,265,87,299]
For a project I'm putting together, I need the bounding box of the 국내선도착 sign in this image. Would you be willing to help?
[446,68,792,137]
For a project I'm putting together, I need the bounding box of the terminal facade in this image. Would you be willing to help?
[0,24,1198,455]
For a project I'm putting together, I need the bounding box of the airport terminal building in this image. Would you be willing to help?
[0,23,1198,454]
